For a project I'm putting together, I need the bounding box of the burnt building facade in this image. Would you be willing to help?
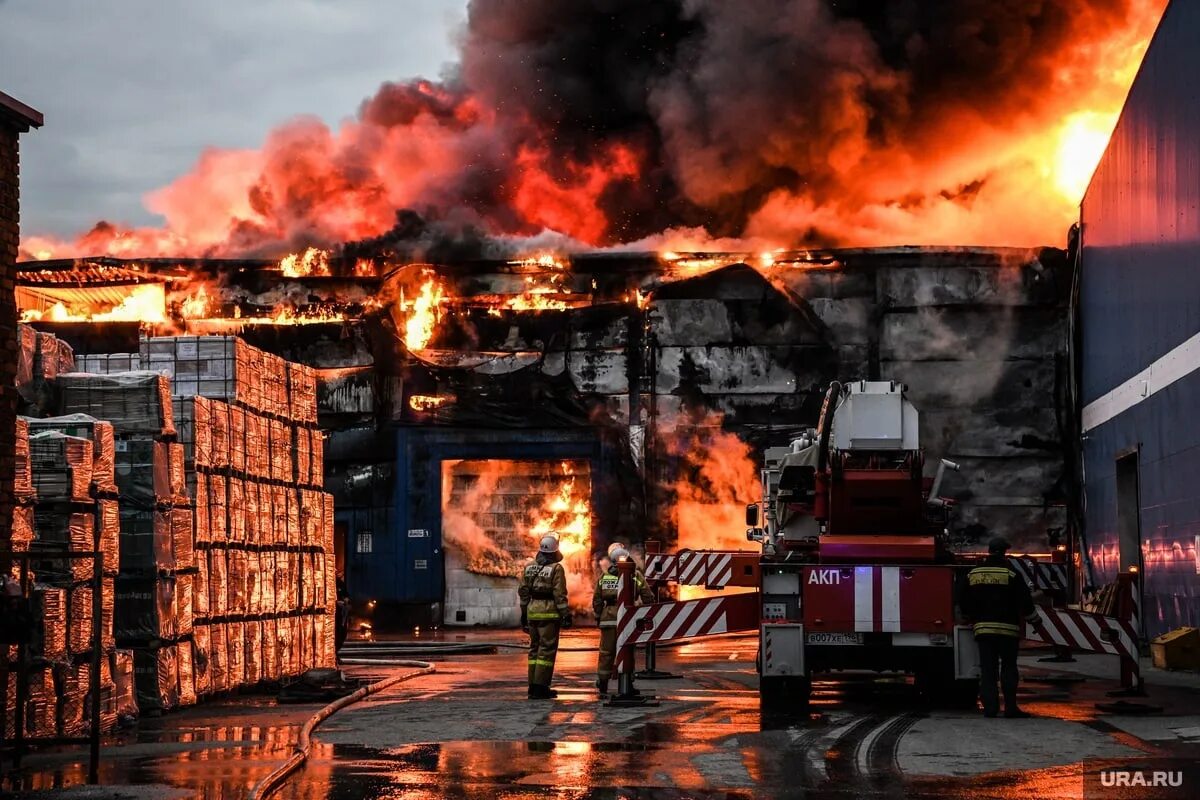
[247,247,1071,627]
[23,246,1070,628]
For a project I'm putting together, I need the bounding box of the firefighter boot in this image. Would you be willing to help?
[529,684,558,699]
[596,678,609,698]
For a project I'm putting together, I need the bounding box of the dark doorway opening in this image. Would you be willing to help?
[1114,449,1143,576]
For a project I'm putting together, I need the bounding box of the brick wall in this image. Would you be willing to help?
[0,124,19,543]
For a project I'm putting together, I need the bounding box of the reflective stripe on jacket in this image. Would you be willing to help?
[592,566,653,627]
[963,558,1037,638]
[519,558,569,621]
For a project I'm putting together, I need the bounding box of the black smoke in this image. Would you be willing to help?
[418,0,1137,244]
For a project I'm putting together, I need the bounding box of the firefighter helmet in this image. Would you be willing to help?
[606,542,625,558]
[987,536,1011,555]
[538,535,560,554]
[610,547,630,562]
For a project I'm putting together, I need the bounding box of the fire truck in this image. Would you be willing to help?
[743,380,978,704]
[624,379,1139,707]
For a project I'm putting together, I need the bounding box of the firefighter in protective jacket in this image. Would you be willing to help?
[962,537,1041,718]
[519,534,572,699]
[592,546,653,696]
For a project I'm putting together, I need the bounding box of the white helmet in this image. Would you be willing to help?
[538,534,560,554]
[609,547,630,562]
[606,541,626,558]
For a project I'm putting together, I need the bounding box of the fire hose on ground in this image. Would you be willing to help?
[249,660,435,800]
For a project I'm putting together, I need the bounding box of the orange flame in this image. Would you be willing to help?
[530,462,591,561]
[662,410,761,553]
[402,278,445,351]
[178,284,212,319]
[441,459,594,613]
[409,394,452,411]
[16,2,1168,260]
[278,247,331,278]
[19,282,167,324]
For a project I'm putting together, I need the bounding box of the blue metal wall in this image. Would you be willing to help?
[1082,374,1200,636]
[345,426,613,609]
[1081,0,1200,638]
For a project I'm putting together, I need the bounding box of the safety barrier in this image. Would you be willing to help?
[643,550,760,588]
[1008,556,1069,593]
[612,560,758,678]
[1024,572,1141,690]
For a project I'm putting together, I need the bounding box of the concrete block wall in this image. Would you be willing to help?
[779,248,1071,552]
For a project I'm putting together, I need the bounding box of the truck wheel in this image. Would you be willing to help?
[760,675,811,708]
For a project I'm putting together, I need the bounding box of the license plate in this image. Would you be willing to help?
[806,632,863,645]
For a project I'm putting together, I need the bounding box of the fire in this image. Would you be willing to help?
[625,288,650,310]
[1052,111,1120,201]
[402,278,445,351]
[510,254,567,270]
[659,411,761,601]
[178,284,212,319]
[17,2,1169,259]
[441,459,594,613]
[529,463,591,561]
[267,305,357,325]
[19,282,167,324]
[659,251,739,278]
[662,410,760,554]
[278,247,331,278]
[409,394,451,411]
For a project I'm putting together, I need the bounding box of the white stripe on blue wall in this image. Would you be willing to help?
[1082,330,1200,432]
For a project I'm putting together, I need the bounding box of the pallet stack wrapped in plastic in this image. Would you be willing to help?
[52,371,195,715]
[152,336,336,697]
[3,413,135,739]
[15,324,75,414]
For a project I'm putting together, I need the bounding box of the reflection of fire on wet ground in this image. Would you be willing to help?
[441,459,593,611]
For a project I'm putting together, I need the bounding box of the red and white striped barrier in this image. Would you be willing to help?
[1008,556,1069,592]
[643,550,760,587]
[1024,573,1142,689]
[613,561,758,673]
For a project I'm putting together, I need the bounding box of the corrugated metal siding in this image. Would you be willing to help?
[1081,0,1200,403]
[1083,371,1200,639]
[1081,0,1200,637]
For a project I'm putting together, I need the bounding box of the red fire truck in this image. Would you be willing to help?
[623,380,1138,707]
[745,380,977,704]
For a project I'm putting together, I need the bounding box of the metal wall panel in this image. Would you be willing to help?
[1081,0,1200,637]
[1082,0,1200,404]
[1083,370,1200,639]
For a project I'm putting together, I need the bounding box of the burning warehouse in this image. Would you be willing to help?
[13,244,1071,630]
[8,0,1200,794]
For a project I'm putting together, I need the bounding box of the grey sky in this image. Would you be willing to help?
[0,0,465,239]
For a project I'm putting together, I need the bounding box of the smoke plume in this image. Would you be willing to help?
[21,0,1165,260]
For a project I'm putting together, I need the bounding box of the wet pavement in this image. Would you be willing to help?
[4,631,1199,799]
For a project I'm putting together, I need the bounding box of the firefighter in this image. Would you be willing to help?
[592,546,654,697]
[963,536,1041,718]
[606,541,652,594]
[518,534,572,699]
